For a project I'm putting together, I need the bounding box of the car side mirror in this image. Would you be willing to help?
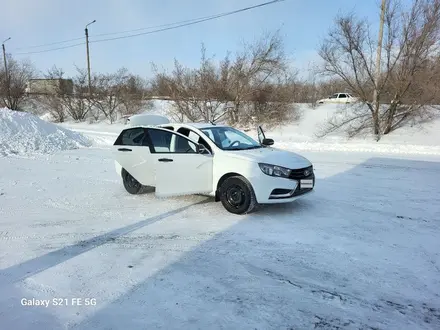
[196,144,208,154]
[262,138,274,146]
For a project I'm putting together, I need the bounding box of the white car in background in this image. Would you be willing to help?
[113,114,315,214]
[317,93,359,104]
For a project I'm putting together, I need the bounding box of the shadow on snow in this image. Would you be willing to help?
[1,157,440,329]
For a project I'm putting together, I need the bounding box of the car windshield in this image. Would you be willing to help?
[200,126,262,151]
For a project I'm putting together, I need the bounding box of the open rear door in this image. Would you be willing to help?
[257,125,266,145]
[113,127,155,186]
[146,128,213,198]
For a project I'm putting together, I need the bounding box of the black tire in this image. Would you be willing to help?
[122,168,143,195]
[219,176,257,214]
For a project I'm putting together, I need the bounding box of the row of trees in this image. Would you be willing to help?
[0,32,299,128]
[150,33,298,127]
[0,56,149,123]
[1,0,440,139]
[40,67,147,123]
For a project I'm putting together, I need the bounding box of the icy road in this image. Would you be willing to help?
[0,149,439,330]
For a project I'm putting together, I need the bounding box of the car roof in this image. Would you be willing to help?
[160,122,229,129]
[125,122,229,130]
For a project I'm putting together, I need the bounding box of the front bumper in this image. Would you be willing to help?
[250,166,315,204]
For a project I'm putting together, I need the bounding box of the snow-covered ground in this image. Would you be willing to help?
[1,103,440,329]
[0,147,439,329]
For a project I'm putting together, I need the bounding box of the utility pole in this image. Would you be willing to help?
[85,20,96,97]
[2,37,11,106]
[372,0,386,140]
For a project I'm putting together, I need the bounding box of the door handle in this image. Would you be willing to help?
[118,148,132,152]
[158,158,173,162]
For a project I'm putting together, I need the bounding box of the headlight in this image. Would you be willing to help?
[258,163,291,178]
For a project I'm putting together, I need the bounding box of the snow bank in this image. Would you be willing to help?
[0,108,92,157]
[266,103,440,145]
[258,104,440,155]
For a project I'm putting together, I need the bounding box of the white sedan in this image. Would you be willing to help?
[317,93,359,104]
[113,115,315,214]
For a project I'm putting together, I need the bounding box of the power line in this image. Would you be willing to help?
[13,18,209,52]
[14,37,84,51]
[15,42,85,55]
[92,8,251,38]
[14,16,216,51]
[90,0,285,44]
[13,0,285,56]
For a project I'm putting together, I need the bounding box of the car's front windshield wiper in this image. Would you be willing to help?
[242,146,262,150]
[227,145,262,151]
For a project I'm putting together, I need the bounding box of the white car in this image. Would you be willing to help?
[112,115,315,214]
[317,93,358,104]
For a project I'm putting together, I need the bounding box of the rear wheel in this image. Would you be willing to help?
[122,169,143,194]
[219,176,256,214]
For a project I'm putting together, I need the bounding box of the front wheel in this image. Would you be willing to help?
[219,176,257,214]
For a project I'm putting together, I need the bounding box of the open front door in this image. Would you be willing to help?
[146,128,213,198]
[257,125,266,145]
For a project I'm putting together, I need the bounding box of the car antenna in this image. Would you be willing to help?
[209,120,216,125]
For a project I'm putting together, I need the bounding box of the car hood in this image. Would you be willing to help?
[228,147,312,169]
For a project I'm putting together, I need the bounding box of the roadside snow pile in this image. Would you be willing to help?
[0,108,92,157]
[258,104,440,155]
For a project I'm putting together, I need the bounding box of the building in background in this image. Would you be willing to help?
[26,78,74,95]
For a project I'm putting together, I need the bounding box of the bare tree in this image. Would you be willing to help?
[318,0,440,140]
[150,31,297,127]
[90,68,129,123]
[228,31,290,125]
[37,94,66,123]
[37,66,70,122]
[151,46,230,123]
[151,63,195,122]
[0,55,35,110]
[43,66,90,121]
[119,73,148,116]
[248,75,297,128]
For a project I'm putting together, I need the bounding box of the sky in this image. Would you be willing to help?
[0,0,386,79]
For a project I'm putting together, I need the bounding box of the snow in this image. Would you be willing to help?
[0,108,92,157]
[0,148,439,329]
[1,102,440,328]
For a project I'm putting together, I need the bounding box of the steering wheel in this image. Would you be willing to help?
[228,140,240,148]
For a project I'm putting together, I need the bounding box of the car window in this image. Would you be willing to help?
[147,129,197,153]
[201,126,261,151]
[223,131,244,148]
[113,128,147,146]
[177,127,212,154]
[202,128,215,142]
[338,93,347,98]
[330,94,338,99]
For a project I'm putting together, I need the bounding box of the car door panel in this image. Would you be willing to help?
[126,147,155,186]
[155,154,213,197]
[145,127,213,197]
[112,127,155,186]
